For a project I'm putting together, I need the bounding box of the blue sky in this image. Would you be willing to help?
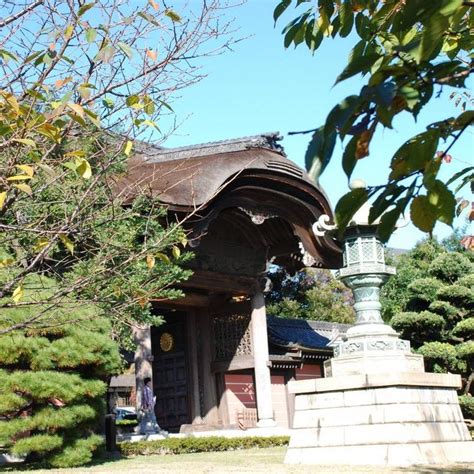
[162,1,473,249]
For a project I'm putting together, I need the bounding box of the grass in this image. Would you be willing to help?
[3,447,474,474]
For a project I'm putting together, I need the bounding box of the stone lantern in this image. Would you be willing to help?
[285,187,474,467]
[325,201,421,377]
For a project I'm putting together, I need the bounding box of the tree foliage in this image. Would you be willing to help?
[382,238,474,395]
[0,274,122,467]
[266,266,355,324]
[274,0,473,240]
[0,0,237,340]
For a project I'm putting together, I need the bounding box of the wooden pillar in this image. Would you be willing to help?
[186,310,203,424]
[133,324,153,411]
[198,309,219,425]
[251,290,276,427]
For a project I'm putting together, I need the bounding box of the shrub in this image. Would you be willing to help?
[428,253,473,283]
[417,341,458,373]
[453,318,474,340]
[406,278,445,310]
[437,285,474,310]
[458,274,474,290]
[459,395,474,419]
[391,311,445,346]
[428,301,459,322]
[119,436,290,456]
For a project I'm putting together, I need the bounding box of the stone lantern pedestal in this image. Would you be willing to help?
[285,214,474,467]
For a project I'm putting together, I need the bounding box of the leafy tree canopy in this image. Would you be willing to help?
[274,0,473,241]
[381,238,473,398]
[0,0,236,343]
[266,266,355,324]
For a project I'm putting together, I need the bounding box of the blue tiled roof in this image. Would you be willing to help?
[267,315,348,351]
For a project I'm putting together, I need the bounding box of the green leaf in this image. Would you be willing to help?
[274,0,292,23]
[78,2,95,17]
[102,98,114,109]
[165,9,182,22]
[335,188,369,232]
[416,13,448,63]
[377,206,403,243]
[85,28,97,43]
[336,52,380,84]
[454,110,474,129]
[305,127,336,182]
[126,95,140,107]
[411,195,437,233]
[446,166,474,186]
[398,86,420,110]
[155,252,171,265]
[427,180,456,226]
[339,1,354,38]
[342,136,358,179]
[369,184,406,224]
[172,246,181,259]
[325,95,361,138]
[118,42,133,59]
[390,130,440,180]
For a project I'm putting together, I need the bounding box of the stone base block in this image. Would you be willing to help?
[287,372,471,466]
[285,441,474,466]
[325,351,425,377]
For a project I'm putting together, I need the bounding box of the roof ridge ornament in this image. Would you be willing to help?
[312,214,337,237]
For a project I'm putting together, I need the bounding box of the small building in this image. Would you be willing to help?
[120,133,344,432]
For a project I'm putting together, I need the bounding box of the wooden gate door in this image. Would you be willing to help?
[151,312,191,432]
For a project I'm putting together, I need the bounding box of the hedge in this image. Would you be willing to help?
[119,435,290,456]
[459,395,474,420]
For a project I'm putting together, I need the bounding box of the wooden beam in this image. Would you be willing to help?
[211,355,255,373]
[151,292,210,308]
[180,270,257,295]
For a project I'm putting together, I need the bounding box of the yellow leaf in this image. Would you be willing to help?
[172,246,181,259]
[59,234,74,255]
[0,191,6,209]
[12,285,23,304]
[67,102,85,118]
[149,0,159,10]
[65,150,86,158]
[6,175,31,181]
[15,164,34,177]
[75,158,92,179]
[13,183,32,196]
[146,254,155,269]
[146,49,157,61]
[0,257,14,267]
[64,25,74,39]
[12,138,36,147]
[33,237,49,252]
[124,140,133,157]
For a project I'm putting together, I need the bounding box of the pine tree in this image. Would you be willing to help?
[383,240,474,417]
[0,274,122,468]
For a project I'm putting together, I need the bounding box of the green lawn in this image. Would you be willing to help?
[5,447,474,474]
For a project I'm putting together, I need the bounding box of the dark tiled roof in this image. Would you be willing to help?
[267,315,349,351]
[138,132,284,163]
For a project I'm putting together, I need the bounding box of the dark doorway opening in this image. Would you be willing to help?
[151,311,191,432]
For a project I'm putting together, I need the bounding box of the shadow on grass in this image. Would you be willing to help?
[0,449,123,472]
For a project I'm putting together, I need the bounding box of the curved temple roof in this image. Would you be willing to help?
[119,133,342,269]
